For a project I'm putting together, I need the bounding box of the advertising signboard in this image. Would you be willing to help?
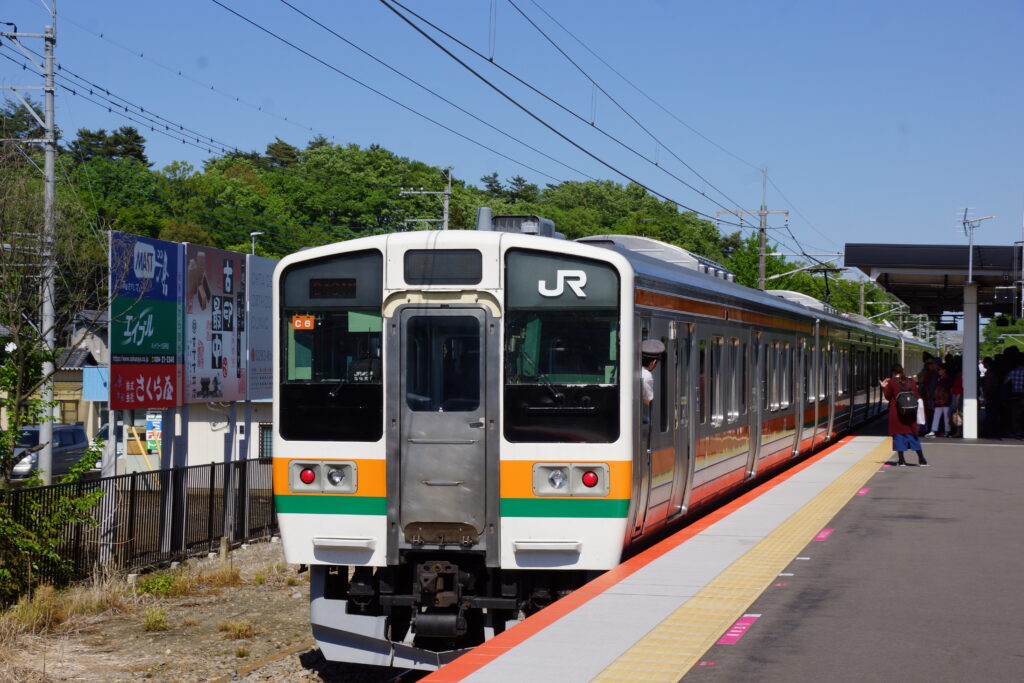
[109,232,183,409]
[245,255,277,400]
[184,244,246,402]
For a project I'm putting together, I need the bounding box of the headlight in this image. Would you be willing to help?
[327,468,345,486]
[548,469,568,490]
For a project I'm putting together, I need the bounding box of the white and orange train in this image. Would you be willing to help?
[272,212,931,669]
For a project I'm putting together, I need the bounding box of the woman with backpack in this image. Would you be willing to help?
[880,364,929,467]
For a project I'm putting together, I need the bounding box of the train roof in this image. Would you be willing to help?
[576,234,930,347]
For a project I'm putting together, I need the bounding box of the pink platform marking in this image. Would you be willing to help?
[856,487,870,496]
[813,528,834,541]
[696,661,717,667]
[881,463,892,469]
[717,614,760,644]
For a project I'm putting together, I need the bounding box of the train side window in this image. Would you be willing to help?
[659,336,670,434]
[805,346,815,403]
[711,336,724,427]
[727,338,739,423]
[698,339,707,424]
[739,341,748,416]
[781,343,792,409]
[762,341,770,411]
[819,348,827,401]
[770,342,781,412]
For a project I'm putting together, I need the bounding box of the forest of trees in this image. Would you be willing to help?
[0,97,898,318]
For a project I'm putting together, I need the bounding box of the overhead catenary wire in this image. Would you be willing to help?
[207,0,569,185]
[275,0,598,183]
[379,0,755,230]
[507,0,748,213]
[521,0,839,257]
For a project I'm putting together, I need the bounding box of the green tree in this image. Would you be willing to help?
[981,315,1024,358]
[65,126,149,166]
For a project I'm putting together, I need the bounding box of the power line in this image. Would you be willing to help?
[0,47,237,156]
[379,0,754,229]
[507,0,747,213]
[521,1,838,255]
[55,11,324,139]
[275,0,598,182]
[207,0,569,185]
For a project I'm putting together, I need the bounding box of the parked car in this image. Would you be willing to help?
[9,425,94,483]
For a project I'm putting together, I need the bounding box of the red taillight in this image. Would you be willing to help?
[299,467,316,485]
[581,470,599,488]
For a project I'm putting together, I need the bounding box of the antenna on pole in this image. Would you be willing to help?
[960,208,995,284]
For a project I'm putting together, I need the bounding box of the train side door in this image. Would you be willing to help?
[745,333,762,478]
[395,307,490,548]
[642,317,675,530]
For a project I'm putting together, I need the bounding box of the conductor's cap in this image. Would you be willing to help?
[641,339,665,356]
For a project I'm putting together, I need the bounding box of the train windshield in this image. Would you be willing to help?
[279,251,384,442]
[504,249,620,443]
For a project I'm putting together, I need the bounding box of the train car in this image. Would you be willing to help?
[272,213,932,669]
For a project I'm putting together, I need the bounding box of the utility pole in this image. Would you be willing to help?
[716,169,788,290]
[2,9,58,485]
[400,165,452,230]
[960,209,995,284]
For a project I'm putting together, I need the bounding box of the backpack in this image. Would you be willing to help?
[895,380,917,419]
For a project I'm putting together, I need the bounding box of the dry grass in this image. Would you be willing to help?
[218,619,254,639]
[200,564,243,588]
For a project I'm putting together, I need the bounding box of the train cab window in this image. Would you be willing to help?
[279,250,384,442]
[711,336,724,427]
[503,249,620,443]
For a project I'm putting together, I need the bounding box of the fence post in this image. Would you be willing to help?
[125,474,137,567]
[206,463,216,554]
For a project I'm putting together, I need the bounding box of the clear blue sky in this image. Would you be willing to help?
[3,0,1022,257]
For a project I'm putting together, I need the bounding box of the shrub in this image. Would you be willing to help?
[136,575,175,595]
[142,606,167,632]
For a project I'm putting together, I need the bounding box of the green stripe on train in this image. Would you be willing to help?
[500,498,630,518]
[275,495,386,515]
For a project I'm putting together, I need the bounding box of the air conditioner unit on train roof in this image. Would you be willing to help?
[765,289,838,316]
[576,234,736,282]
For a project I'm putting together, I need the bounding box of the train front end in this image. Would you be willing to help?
[273,226,634,668]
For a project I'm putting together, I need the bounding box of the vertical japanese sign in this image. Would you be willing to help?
[109,232,183,409]
[245,255,277,400]
[184,244,246,402]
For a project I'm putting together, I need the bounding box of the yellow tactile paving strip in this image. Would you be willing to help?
[593,438,892,682]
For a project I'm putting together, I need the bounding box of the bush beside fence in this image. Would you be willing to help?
[1,458,277,591]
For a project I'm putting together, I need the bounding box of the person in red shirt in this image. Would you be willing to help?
[880,364,928,467]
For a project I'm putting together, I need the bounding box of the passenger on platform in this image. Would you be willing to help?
[1004,352,1024,439]
[949,358,963,437]
[640,339,665,407]
[926,364,953,437]
[918,357,939,434]
[881,364,928,467]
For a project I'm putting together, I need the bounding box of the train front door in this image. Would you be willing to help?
[396,307,489,547]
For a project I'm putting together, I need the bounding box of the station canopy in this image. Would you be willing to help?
[844,244,1022,317]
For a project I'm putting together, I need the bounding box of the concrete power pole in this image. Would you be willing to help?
[1,12,58,484]
[716,168,788,290]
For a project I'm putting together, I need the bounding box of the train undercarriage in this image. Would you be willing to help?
[310,553,598,669]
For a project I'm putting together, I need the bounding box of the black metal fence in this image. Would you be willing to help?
[1,458,277,586]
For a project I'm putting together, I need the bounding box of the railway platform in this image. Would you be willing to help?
[424,424,1024,682]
